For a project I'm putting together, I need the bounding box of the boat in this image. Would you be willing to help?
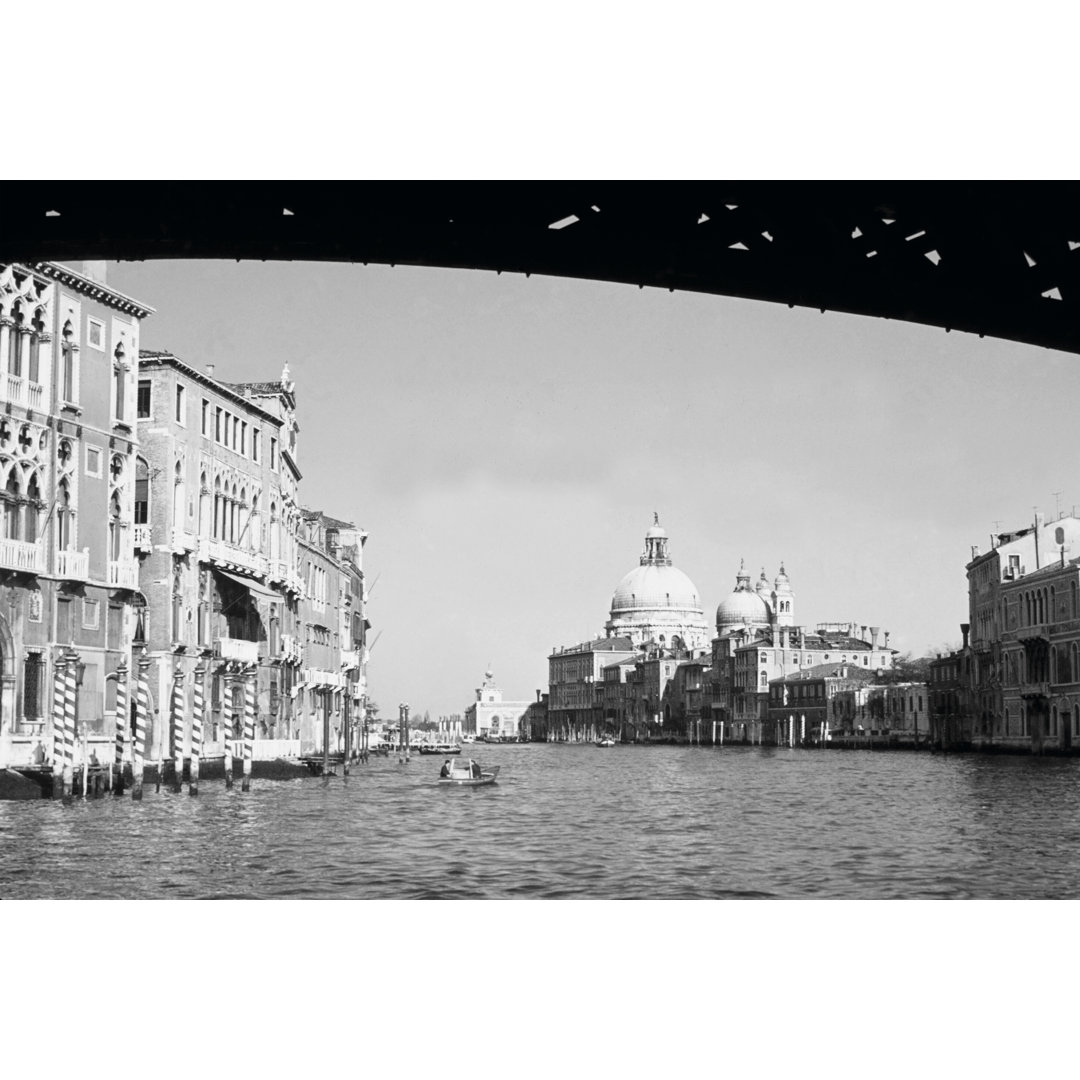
[596,736,616,747]
[438,759,500,786]
[419,742,462,755]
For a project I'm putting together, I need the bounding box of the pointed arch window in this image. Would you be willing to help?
[28,308,45,384]
[9,301,24,378]
[134,458,149,525]
[173,460,185,529]
[4,471,21,539]
[24,472,40,543]
[56,478,73,552]
[113,341,128,423]
[108,490,124,562]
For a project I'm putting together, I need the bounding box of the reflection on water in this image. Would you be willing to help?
[2,745,1079,898]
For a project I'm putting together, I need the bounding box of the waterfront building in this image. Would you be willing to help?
[831,680,931,741]
[0,261,152,768]
[709,560,895,743]
[965,512,1080,750]
[296,509,368,755]
[464,668,536,740]
[767,663,878,744]
[547,636,637,741]
[134,351,304,767]
[928,629,973,750]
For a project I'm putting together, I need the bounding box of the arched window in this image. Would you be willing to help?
[173,460,184,528]
[108,490,123,562]
[4,470,21,539]
[24,472,40,543]
[9,301,24,377]
[56,479,73,552]
[60,320,75,402]
[230,482,239,543]
[28,308,44,384]
[134,458,149,525]
[113,342,127,422]
[199,471,209,538]
[239,487,248,547]
[269,501,279,560]
[1051,587,1057,623]
[213,476,222,539]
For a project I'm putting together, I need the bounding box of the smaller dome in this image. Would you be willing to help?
[645,524,667,539]
[717,588,771,630]
[755,569,771,596]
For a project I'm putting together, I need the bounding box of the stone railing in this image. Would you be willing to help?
[215,637,260,663]
[5,373,45,411]
[203,537,267,576]
[56,547,90,580]
[0,537,44,574]
[108,559,139,589]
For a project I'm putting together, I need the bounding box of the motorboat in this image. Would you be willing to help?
[596,736,616,747]
[438,759,499,786]
[419,742,462,755]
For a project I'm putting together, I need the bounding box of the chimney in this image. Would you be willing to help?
[870,626,880,649]
[961,623,970,649]
[206,363,216,379]
[884,631,890,648]
[861,625,868,643]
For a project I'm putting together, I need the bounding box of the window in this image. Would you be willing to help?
[113,343,127,422]
[215,406,223,442]
[60,320,77,403]
[240,421,247,456]
[252,428,260,462]
[86,446,102,477]
[87,317,105,350]
[137,380,152,418]
[23,651,45,722]
[82,598,100,630]
[201,399,210,436]
[270,437,278,471]
[175,383,186,424]
[134,458,149,525]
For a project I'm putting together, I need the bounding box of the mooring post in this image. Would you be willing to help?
[241,665,255,792]
[190,661,205,796]
[132,652,151,801]
[171,662,185,793]
[112,661,127,795]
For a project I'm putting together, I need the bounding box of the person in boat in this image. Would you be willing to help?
[439,759,451,778]
[471,760,482,779]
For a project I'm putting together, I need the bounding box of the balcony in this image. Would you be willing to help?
[201,537,267,577]
[5,373,44,412]
[108,559,139,589]
[215,637,260,663]
[56,547,89,580]
[133,524,152,552]
[0,537,44,574]
[1016,624,1049,642]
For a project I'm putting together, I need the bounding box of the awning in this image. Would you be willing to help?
[213,568,282,602]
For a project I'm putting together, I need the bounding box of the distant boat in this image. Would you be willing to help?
[596,736,616,747]
[438,759,499,786]
[419,742,462,755]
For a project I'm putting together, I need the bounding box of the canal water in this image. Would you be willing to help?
[3,743,1080,899]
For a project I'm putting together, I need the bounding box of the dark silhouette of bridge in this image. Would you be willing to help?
[4,181,1080,353]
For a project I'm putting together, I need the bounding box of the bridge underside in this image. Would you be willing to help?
[4,181,1080,354]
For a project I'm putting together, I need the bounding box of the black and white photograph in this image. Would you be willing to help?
[1,6,1075,1076]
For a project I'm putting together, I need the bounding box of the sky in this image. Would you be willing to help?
[105,256,1080,719]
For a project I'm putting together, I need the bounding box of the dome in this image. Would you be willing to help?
[716,587,771,629]
[755,569,771,597]
[611,564,702,613]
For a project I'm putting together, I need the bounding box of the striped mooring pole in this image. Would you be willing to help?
[171,663,185,793]
[190,661,205,796]
[223,673,234,789]
[113,662,128,795]
[62,650,78,798]
[133,653,151,801]
[242,667,255,792]
[51,653,67,799]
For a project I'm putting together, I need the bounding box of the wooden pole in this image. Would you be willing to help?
[323,690,331,777]
[63,649,78,800]
[242,666,255,792]
[223,672,234,788]
[171,663,185,793]
[190,661,204,796]
[342,693,351,777]
[133,653,150,801]
[113,661,127,795]
[51,653,66,799]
